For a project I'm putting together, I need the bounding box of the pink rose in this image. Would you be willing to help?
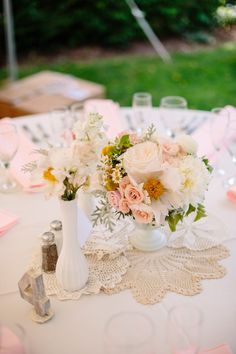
[161,139,180,164]
[119,176,130,193]
[130,203,154,224]
[124,184,144,204]
[119,198,130,214]
[162,141,180,156]
[107,191,121,210]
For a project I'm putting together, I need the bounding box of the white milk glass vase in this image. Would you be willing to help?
[56,198,89,292]
[129,222,167,252]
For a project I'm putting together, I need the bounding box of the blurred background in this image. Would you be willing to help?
[0,0,236,110]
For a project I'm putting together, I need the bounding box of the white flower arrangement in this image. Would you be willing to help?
[24,113,107,201]
[92,125,213,231]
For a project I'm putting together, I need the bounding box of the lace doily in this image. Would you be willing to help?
[167,213,229,251]
[30,251,129,301]
[104,245,229,304]
[29,220,229,304]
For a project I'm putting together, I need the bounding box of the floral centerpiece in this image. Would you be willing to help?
[24,113,107,291]
[92,125,212,251]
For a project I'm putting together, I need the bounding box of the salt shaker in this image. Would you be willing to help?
[50,220,63,254]
[41,231,58,273]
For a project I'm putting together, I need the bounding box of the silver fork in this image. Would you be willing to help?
[36,123,50,140]
[22,125,40,144]
[126,114,135,131]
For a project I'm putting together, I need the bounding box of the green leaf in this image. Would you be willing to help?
[118,134,131,148]
[186,204,196,216]
[194,203,207,222]
[166,211,184,232]
[202,157,213,173]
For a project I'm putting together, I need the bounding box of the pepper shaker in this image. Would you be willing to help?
[41,232,58,273]
[50,220,63,254]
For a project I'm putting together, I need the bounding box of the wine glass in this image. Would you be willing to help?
[159,96,188,137]
[210,107,230,178]
[0,323,31,353]
[132,92,153,134]
[104,311,156,354]
[50,106,73,147]
[168,305,203,354]
[70,102,84,124]
[0,122,19,192]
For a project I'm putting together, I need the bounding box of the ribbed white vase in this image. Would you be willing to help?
[129,223,167,252]
[56,198,89,292]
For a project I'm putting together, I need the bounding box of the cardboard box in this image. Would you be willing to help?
[0,71,106,118]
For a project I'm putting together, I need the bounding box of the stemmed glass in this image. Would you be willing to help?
[104,311,156,354]
[210,107,236,186]
[0,323,31,353]
[50,107,73,147]
[132,92,153,134]
[167,305,203,354]
[160,96,188,137]
[0,122,19,192]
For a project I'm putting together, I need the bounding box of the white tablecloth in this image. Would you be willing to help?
[0,108,236,354]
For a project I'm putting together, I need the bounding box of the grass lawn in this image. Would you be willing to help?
[1,43,236,110]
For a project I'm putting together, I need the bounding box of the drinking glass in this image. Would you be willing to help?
[104,311,156,354]
[70,102,84,123]
[168,305,203,354]
[210,107,230,178]
[0,323,30,353]
[50,107,73,147]
[132,92,152,134]
[0,122,19,192]
[160,96,188,137]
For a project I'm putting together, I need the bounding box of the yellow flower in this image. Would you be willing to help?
[102,146,113,156]
[105,177,118,191]
[43,167,57,183]
[143,178,165,200]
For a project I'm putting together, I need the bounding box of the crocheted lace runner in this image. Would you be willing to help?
[29,220,230,304]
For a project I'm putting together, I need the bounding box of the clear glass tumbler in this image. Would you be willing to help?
[104,311,156,354]
[167,305,203,354]
[0,122,19,193]
[132,92,152,134]
[160,96,188,137]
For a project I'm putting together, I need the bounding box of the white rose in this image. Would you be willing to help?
[123,141,163,183]
[175,134,198,155]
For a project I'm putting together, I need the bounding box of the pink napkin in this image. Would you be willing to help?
[84,99,123,139]
[175,345,232,354]
[226,186,236,203]
[201,345,232,354]
[193,106,236,162]
[0,210,19,236]
[0,325,25,354]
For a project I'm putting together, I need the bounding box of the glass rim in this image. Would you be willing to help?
[104,311,155,348]
[168,305,203,328]
[211,107,229,115]
[133,92,152,98]
[160,96,187,107]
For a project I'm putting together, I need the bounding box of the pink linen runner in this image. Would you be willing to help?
[84,99,123,139]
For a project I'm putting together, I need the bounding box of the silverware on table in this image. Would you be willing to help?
[36,123,50,140]
[126,114,135,131]
[22,125,40,144]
